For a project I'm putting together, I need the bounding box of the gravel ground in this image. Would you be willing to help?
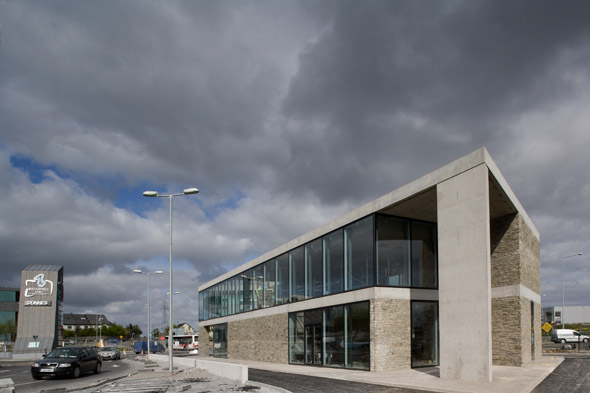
[79,360,288,393]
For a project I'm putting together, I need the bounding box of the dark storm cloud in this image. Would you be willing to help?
[1,0,590,327]
[0,1,304,198]
[279,0,590,203]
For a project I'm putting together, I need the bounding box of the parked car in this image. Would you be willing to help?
[31,346,102,379]
[133,341,166,354]
[551,329,590,343]
[98,346,121,360]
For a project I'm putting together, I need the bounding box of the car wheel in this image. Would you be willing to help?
[94,362,102,374]
[561,339,566,343]
[72,366,81,379]
[584,338,589,343]
[32,373,42,380]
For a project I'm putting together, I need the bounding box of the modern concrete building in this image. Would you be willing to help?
[542,306,590,325]
[13,265,64,357]
[0,287,20,342]
[197,148,541,383]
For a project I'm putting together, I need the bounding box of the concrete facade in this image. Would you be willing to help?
[14,266,64,355]
[198,147,540,384]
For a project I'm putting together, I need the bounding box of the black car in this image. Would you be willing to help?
[31,346,102,379]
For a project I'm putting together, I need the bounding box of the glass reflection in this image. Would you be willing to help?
[345,216,374,290]
[324,230,343,295]
[377,216,410,286]
[411,301,439,367]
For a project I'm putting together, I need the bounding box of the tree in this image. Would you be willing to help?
[152,328,161,338]
[127,324,142,340]
[0,319,16,341]
[104,323,126,338]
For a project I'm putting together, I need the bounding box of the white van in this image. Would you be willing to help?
[551,329,589,343]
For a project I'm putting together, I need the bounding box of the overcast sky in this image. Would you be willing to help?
[1,1,589,334]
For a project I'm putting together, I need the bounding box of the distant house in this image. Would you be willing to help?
[176,323,194,334]
[63,313,112,331]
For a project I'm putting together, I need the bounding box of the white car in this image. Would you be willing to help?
[551,329,590,343]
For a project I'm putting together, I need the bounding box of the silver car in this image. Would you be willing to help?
[98,346,121,360]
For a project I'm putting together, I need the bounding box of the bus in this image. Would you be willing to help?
[166,334,199,351]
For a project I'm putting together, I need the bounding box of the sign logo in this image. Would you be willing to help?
[24,273,54,298]
[24,300,52,306]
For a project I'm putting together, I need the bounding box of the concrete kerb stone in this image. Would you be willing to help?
[148,354,248,384]
[0,378,15,393]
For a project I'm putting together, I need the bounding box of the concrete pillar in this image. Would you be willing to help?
[437,164,492,382]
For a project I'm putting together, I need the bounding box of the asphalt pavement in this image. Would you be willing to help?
[249,368,431,393]
[532,354,590,393]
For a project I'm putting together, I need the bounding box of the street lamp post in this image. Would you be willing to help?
[143,187,199,374]
[561,252,584,329]
[99,316,103,345]
[134,269,163,358]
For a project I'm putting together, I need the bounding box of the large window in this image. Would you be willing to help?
[324,230,344,295]
[346,302,370,369]
[377,216,410,286]
[411,301,439,367]
[276,254,289,305]
[242,269,253,312]
[288,301,369,370]
[290,247,305,302]
[264,260,276,307]
[306,239,323,298]
[324,305,345,367]
[211,323,228,358]
[344,216,374,290]
[289,312,305,364]
[411,221,437,288]
[198,213,437,322]
[253,264,265,310]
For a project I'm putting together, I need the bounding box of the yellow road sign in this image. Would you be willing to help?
[542,322,553,333]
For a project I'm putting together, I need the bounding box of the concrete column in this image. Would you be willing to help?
[437,164,492,382]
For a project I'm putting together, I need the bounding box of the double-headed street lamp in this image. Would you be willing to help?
[134,269,163,358]
[561,252,584,329]
[143,187,199,374]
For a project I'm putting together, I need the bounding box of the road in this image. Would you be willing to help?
[0,357,134,393]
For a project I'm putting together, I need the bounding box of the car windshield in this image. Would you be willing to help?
[47,348,80,358]
[100,347,116,351]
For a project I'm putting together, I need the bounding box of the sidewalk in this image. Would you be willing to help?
[200,356,564,393]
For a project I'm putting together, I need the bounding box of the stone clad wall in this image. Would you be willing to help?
[371,298,411,371]
[198,326,211,357]
[490,213,541,366]
[492,296,522,366]
[227,313,288,363]
[519,217,541,294]
[490,214,520,288]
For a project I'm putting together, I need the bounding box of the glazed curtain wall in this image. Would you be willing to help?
[199,214,437,321]
[289,301,370,370]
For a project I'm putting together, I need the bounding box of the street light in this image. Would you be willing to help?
[134,269,163,358]
[561,252,584,328]
[143,187,199,374]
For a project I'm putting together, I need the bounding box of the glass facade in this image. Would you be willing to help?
[290,247,305,302]
[324,229,344,295]
[344,216,374,291]
[411,301,439,367]
[199,214,437,322]
[288,301,370,370]
[211,323,228,358]
[306,239,323,298]
[376,216,410,286]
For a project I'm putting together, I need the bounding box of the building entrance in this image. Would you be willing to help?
[305,324,322,365]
